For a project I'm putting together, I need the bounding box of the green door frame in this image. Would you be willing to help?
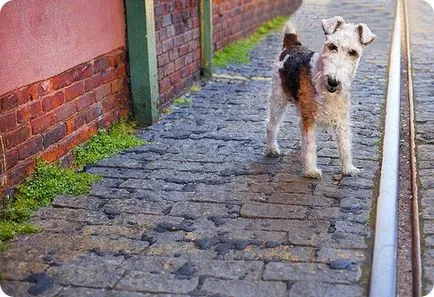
[125,0,159,126]
[199,0,213,78]
[125,0,213,126]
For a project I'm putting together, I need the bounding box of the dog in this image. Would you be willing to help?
[266,16,376,179]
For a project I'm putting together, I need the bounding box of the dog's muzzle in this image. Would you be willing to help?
[326,76,340,93]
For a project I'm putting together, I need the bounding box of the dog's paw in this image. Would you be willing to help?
[267,148,281,158]
[342,165,361,176]
[303,168,323,179]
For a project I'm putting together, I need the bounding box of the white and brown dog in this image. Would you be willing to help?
[266,16,376,179]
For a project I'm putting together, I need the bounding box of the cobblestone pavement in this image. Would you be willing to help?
[0,1,393,296]
[408,0,434,294]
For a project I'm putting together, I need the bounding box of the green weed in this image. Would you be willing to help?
[0,161,100,248]
[190,85,201,93]
[0,119,145,250]
[213,16,288,67]
[173,97,191,106]
[161,107,173,114]
[0,221,39,241]
[74,120,146,168]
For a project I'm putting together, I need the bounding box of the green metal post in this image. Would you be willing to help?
[199,0,213,78]
[125,0,159,126]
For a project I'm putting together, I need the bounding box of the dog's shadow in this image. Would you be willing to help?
[240,148,331,210]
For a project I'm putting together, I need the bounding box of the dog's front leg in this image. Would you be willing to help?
[335,121,360,175]
[300,120,322,179]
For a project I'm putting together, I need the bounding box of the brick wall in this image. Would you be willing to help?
[0,48,130,195]
[154,0,201,107]
[154,0,300,106]
[213,0,302,51]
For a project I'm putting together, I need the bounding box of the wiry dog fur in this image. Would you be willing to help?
[266,17,376,179]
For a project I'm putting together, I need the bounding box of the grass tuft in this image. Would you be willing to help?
[0,221,40,242]
[161,107,173,114]
[74,120,146,168]
[173,97,191,106]
[0,119,145,250]
[190,85,201,93]
[213,16,288,67]
[0,161,100,249]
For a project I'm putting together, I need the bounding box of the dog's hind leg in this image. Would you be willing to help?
[298,68,322,178]
[300,120,322,179]
[266,85,287,157]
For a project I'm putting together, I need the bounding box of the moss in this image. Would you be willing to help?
[161,107,173,114]
[0,119,146,250]
[213,16,288,67]
[0,221,39,242]
[0,161,100,246]
[190,85,201,93]
[74,120,146,168]
[173,97,191,106]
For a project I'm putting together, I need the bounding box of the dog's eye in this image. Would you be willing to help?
[328,43,338,52]
[348,49,359,57]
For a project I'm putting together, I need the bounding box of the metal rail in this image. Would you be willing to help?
[369,0,401,296]
[402,0,423,295]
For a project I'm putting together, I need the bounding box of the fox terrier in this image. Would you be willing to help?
[266,16,376,179]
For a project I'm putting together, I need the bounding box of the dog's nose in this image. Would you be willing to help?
[327,77,340,88]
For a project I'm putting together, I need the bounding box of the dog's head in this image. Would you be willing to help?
[318,16,376,94]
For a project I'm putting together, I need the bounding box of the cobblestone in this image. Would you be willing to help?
[263,262,362,283]
[51,195,105,210]
[47,253,125,288]
[1,282,62,297]
[224,245,315,262]
[240,201,306,219]
[201,278,287,297]
[116,271,199,294]
[0,0,394,296]
[170,201,240,218]
[102,198,172,216]
[0,262,48,281]
[57,287,184,297]
[288,282,364,297]
[316,247,367,263]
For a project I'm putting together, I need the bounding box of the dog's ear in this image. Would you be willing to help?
[322,16,345,35]
[357,23,376,46]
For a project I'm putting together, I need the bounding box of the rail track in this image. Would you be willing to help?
[370,0,424,296]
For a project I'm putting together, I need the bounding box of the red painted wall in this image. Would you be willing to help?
[0,0,130,196]
[0,0,126,96]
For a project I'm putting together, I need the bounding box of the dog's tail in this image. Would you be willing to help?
[282,21,301,49]
[284,21,296,35]
[279,21,302,62]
